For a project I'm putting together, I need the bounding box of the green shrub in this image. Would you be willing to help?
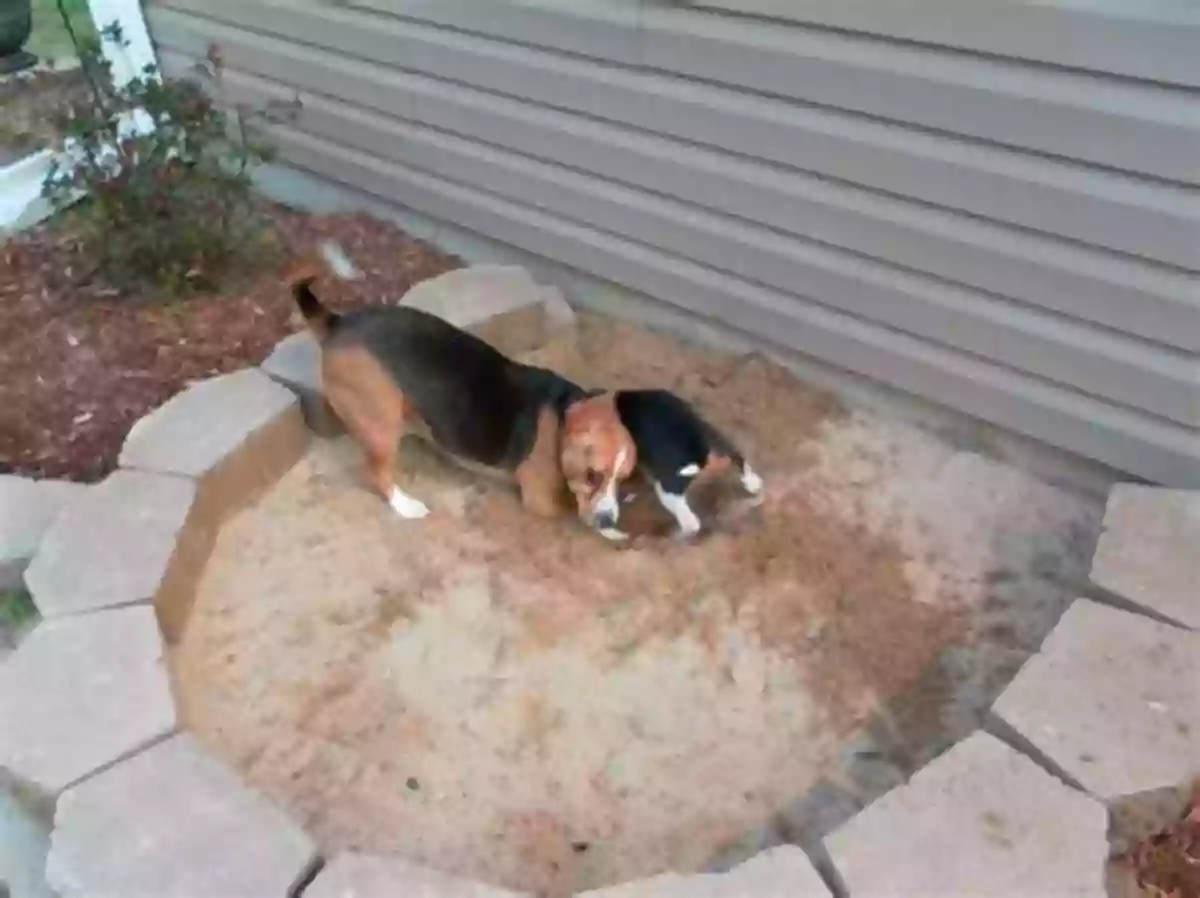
[0,588,38,632]
[41,10,299,297]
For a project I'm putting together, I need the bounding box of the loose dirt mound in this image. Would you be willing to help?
[173,316,983,896]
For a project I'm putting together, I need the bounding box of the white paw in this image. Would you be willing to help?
[740,464,763,496]
[654,481,702,540]
[673,522,702,541]
[598,527,629,542]
[388,487,430,519]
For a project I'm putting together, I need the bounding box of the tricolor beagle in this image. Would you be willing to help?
[283,244,636,522]
[569,389,763,541]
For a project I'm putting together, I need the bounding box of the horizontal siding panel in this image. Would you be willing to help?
[228,126,1200,487]
[686,0,1200,89]
[343,0,644,66]
[149,5,1200,269]
[203,60,1199,428]
[156,41,1199,352]
[639,7,1200,183]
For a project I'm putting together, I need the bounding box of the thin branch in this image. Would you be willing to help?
[55,0,108,116]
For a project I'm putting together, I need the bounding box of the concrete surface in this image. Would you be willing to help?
[1090,486,1199,629]
[46,734,316,898]
[990,599,1200,814]
[0,476,86,592]
[0,783,55,898]
[118,368,308,524]
[0,605,176,796]
[577,846,829,898]
[823,731,1108,898]
[23,470,199,619]
[307,853,530,898]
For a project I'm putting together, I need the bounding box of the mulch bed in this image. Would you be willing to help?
[1115,795,1200,898]
[0,206,461,482]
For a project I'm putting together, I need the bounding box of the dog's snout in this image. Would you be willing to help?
[593,509,618,530]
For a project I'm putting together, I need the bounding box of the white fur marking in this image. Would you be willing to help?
[678,463,701,477]
[319,240,363,280]
[388,486,430,519]
[598,528,629,542]
[592,448,626,525]
[740,463,763,496]
[654,481,701,539]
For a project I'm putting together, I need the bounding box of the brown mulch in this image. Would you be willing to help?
[0,206,460,482]
[1114,795,1200,898]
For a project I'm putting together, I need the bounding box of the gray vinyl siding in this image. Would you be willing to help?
[145,0,1200,486]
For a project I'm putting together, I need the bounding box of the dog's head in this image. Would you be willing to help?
[559,391,637,531]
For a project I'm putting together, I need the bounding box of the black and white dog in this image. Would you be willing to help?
[597,388,763,541]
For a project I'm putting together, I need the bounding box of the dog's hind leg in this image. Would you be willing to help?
[361,418,429,520]
[324,345,430,520]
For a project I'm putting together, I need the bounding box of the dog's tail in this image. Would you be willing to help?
[280,241,362,340]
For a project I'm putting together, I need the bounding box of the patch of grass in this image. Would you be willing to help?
[0,588,39,631]
[27,0,97,65]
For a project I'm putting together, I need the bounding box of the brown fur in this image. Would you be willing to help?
[279,255,334,337]
[559,392,637,520]
[284,251,578,517]
[321,344,413,501]
[515,406,571,518]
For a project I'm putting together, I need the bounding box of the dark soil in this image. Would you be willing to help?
[0,206,460,481]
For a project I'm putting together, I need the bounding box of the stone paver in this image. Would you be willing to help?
[990,598,1200,810]
[46,734,316,898]
[0,605,175,796]
[0,476,87,591]
[23,470,203,624]
[824,731,1107,898]
[577,847,829,897]
[1090,486,1199,629]
[306,853,529,898]
[401,266,574,358]
[0,782,56,898]
[119,368,308,524]
[260,332,343,436]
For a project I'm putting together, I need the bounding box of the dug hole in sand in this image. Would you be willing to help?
[171,315,1103,896]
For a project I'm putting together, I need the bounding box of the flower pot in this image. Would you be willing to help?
[0,0,36,73]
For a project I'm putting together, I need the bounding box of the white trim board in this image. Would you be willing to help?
[0,0,158,231]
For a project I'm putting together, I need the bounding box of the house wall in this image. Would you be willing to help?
[144,0,1200,486]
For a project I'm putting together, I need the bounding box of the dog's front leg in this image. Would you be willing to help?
[652,480,703,540]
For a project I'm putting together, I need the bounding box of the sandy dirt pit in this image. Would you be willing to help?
[172,315,1103,896]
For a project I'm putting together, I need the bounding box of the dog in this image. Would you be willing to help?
[573,389,763,541]
[284,244,636,522]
